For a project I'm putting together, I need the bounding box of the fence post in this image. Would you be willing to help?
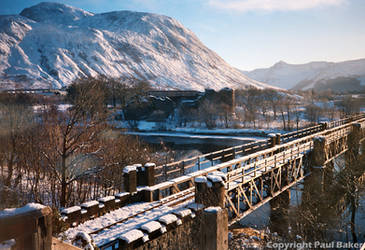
[320,122,328,131]
[276,133,281,145]
[269,133,277,147]
[144,163,155,187]
[123,165,137,193]
[200,207,228,250]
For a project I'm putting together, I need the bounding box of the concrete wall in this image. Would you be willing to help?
[0,204,53,250]
[135,215,200,250]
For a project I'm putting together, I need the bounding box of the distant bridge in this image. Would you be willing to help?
[147,90,202,98]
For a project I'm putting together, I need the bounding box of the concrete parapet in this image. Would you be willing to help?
[114,208,198,250]
[0,203,52,250]
[98,196,116,213]
[60,206,81,227]
[80,200,100,220]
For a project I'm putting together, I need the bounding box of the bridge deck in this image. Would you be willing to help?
[59,114,365,248]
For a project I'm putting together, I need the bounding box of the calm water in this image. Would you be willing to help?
[138,133,365,245]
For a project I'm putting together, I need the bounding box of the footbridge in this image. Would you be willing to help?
[8,114,364,249]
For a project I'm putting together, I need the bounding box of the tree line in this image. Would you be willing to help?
[0,77,154,210]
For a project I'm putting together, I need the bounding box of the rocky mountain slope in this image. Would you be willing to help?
[243,59,365,91]
[0,2,270,91]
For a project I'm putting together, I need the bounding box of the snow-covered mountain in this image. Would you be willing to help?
[243,59,365,91]
[0,2,270,91]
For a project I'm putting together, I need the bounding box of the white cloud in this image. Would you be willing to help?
[209,0,346,12]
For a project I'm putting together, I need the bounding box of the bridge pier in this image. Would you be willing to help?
[269,190,290,236]
[312,136,327,167]
[195,176,225,208]
[200,207,228,250]
[347,123,362,160]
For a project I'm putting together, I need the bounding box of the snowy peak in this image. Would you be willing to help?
[0,3,271,91]
[244,59,365,91]
[19,2,94,24]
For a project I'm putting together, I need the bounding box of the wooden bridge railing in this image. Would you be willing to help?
[155,114,365,183]
[154,139,270,180]
[148,115,365,204]
[56,114,365,247]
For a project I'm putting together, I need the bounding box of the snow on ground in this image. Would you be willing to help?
[32,104,72,112]
[124,131,266,142]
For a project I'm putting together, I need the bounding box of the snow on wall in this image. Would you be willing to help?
[81,201,99,208]
[158,214,178,225]
[141,221,162,233]
[0,203,45,218]
[61,206,81,215]
[123,165,137,174]
[120,229,144,244]
[207,175,224,184]
[98,196,115,203]
[204,206,222,214]
[145,163,156,168]
[194,176,207,183]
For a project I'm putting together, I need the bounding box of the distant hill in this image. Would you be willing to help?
[0,2,271,91]
[242,59,365,92]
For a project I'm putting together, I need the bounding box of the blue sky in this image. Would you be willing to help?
[1,0,365,70]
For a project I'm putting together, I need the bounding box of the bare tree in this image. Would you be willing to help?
[305,104,322,125]
[42,80,108,207]
[198,99,217,129]
[235,88,261,128]
[0,94,35,187]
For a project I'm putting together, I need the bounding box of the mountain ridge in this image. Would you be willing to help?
[0,2,271,91]
[242,58,365,91]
